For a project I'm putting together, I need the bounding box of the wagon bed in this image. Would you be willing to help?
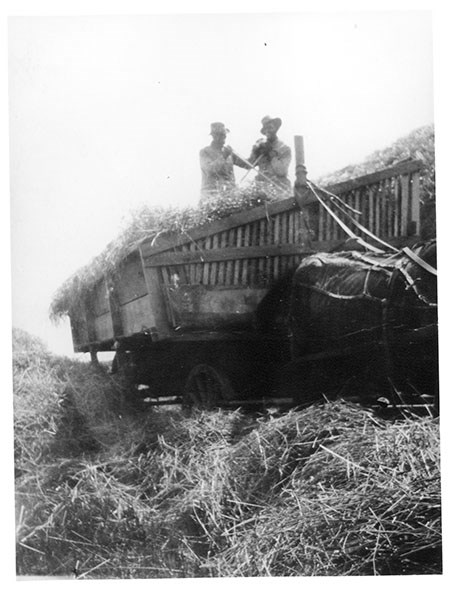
[69,151,424,357]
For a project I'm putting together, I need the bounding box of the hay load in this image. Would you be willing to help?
[49,185,278,321]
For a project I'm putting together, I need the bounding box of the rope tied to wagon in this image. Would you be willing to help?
[305,181,384,254]
[306,181,398,254]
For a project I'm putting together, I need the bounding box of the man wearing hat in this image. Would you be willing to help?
[248,116,292,195]
[199,122,247,202]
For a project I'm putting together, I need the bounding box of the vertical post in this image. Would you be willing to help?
[293,135,311,248]
[90,348,99,366]
[409,171,421,236]
[400,174,410,236]
[294,136,308,194]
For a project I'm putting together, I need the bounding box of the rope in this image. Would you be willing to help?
[402,246,438,277]
[308,181,398,253]
[238,153,261,185]
[306,182,384,254]
[308,180,362,215]
[232,150,290,196]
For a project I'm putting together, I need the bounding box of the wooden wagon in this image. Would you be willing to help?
[67,137,427,407]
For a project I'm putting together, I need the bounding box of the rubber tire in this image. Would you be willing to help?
[183,364,235,410]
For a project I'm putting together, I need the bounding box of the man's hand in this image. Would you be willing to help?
[222,145,233,159]
[252,139,268,158]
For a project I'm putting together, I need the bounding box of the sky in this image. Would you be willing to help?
[8,9,436,356]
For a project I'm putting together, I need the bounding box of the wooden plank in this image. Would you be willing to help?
[288,211,294,244]
[163,284,269,330]
[106,275,124,338]
[400,174,410,236]
[393,177,400,237]
[317,203,324,241]
[233,226,243,285]
[91,279,109,317]
[241,224,251,284]
[388,177,395,238]
[410,171,421,235]
[84,295,98,344]
[209,233,220,284]
[119,295,156,337]
[140,196,301,258]
[225,227,234,285]
[69,306,90,350]
[258,218,266,285]
[144,243,311,267]
[368,186,374,233]
[217,232,226,284]
[372,185,379,237]
[115,252,149,305]
[325,159,423,197]
[94,312,114,341]
[203,235,212,284]
[377,181,385,238]
[189,241,196,283]
[138,248,172,337]
[131,161,422,264]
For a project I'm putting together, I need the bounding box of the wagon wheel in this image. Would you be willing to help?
[183,364,235,410]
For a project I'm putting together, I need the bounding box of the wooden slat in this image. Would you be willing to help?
[317,203,324,241]
[217,232,226,284]
[372,185,379,237]
[144,243,311,267]
[140,197,300,258]
[225,227,234,285]
[206,235,214,284]
[106,275,124,338]
[393,177,400,237]
[400,174,410,236]
[135,161,423,263]
[258,219,266,284]
[325,159,423,197]
[388,177,396,238]
[189,241,196,283]
[210,233,220,284]
[233,226,243,285]
[377,182,385,238]
[411,172,421,235]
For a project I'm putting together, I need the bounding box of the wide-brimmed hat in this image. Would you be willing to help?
[210,122,229,135]
[260,115,282,134]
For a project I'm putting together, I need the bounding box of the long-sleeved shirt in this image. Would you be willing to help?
[248,138,292,194]
[200,144,247,198]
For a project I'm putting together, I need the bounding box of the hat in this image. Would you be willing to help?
[210,122,229,135]
[260,115,282,134]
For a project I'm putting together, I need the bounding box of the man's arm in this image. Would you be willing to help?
[200,148,229,176]
[269,144,291,177]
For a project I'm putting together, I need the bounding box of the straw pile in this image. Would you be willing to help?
[14,329,441,578]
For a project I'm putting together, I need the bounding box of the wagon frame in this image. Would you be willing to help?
[67,137,428,407]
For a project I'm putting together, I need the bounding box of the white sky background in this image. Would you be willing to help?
[9,11,434,355]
